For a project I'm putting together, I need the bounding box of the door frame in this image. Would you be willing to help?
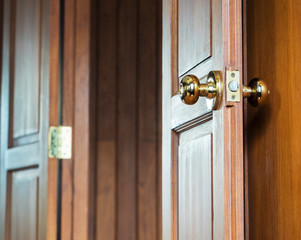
[162,0,244,239]
[47,0,96,239]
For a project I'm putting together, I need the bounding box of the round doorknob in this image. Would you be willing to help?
[243,78,270,107]
[178,71,223,110]
[178,75,199,105]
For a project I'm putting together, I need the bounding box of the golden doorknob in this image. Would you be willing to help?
[178,71,223,110]
[243,79,270,107]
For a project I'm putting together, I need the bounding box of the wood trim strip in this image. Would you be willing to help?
[222,0,244,238]
[58,0,96,239]
[157,0,162,237]
[72,0,96,238]
[61,0,76,238]
[171,0,178,95]
[242,0,249,238]
[171,132,178,240]
[47,0,60,238]
[162,0,172,239]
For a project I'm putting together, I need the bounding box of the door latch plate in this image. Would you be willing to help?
[226,70,241,102]
[48,126,72,159]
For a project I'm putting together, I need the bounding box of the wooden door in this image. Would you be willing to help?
[0,0,51,239]
[245,0,301,239]
[162,0,244,239]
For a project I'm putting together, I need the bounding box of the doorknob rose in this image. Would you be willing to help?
[243,78,270,107]
[178,71,223,110]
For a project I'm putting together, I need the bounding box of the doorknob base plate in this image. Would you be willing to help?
[206,71,223,110]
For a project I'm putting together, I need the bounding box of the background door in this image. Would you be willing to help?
[0,0,50,239]
[162,0,244,239]
[245,0,301,239]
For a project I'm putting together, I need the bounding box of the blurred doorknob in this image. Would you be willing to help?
[243,78,270,107]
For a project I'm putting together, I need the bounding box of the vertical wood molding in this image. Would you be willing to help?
[47,0,60,238]
[73,0,95,238]
[242,0,249,238]
[223,0,244,238]
[162,0,172,239]
[60,0,95,239]
[157,0,163,238]
[61,0,75,238]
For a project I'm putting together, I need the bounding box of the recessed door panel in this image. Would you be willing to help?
[7,169,39,240]
[11,0,41,142]
[178,0,211,76]
[179,133,212,240]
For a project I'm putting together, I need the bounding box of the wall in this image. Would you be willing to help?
[94,0,162,239]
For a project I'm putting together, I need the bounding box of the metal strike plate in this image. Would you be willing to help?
[226,70,241,102]
[48,126,72,159]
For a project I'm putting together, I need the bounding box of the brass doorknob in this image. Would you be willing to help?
[243,79,270,107]
[178,71,222,110]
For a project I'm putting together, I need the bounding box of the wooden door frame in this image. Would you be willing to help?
[222,0,244,237]
[47,0,60,238]
[47,0,96,239]
[162,0,244,239]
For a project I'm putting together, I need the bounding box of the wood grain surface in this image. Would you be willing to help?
[178,0,211,76]
[12,0,40,140]
[57,0,96,239]
[178,133,212,240]
[95,0,162,239]
[246,0,301,239]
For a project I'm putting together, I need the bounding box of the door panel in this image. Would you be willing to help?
[178,0,211,76]
[11,0,40,141]
[179,130,212,240]
[0,0,50,238]
[162,0,244,239]
[245,0,301,238]
[7,169,39,240]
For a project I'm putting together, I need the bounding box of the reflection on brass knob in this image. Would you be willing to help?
[178,71,222,110]
[243,78,270,107]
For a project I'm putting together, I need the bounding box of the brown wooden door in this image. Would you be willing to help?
[0,0,51,239]
[162,0,244,239]
[245,0,301,239]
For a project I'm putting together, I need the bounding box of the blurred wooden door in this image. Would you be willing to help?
[162,0,244,239]
[0,0,51,239]
[0,0,99,239]
[245,0,301,239]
